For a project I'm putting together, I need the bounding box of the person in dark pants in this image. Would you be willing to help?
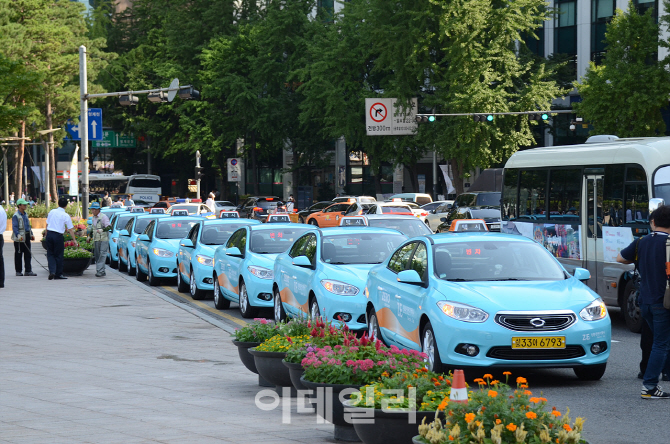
[639,316,670,381]
[45,197,78,280]
[11,199,36,276]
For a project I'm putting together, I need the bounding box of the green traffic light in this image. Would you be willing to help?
[428,115,436,122]
[486,115,494,122]
[541,113,549,120]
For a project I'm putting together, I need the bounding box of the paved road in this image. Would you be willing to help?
[1,240,668,443]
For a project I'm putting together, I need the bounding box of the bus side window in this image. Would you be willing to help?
[624,165,649,226]
[548,169,581,221]
[603,165,625,227]
[517,169,548,221]
[501,169,518,220]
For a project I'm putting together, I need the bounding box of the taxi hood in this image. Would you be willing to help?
[322,263,374,286]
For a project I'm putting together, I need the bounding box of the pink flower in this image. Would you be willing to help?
[346,360,355,367]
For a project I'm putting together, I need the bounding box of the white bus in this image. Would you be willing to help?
[502,136,669,332]
[87,174,162,203]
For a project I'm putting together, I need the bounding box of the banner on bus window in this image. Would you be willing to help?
[501,221,582,260]
[602,226,634,263]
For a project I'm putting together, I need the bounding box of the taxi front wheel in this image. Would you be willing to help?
[274,288,286,323]
[422,322,445,374]
[213,274,231,309]
[147,260,159,286]
[176,263,188,293]
[135,256,147,282]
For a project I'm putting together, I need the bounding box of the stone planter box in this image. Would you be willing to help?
[301,376,362,442]
[62,257,92,276]
[342,400,435,444]
[231,340,273,387]
[249,349,295,396]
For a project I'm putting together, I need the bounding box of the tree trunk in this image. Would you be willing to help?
[46,97,57,203]
[251,130,259,195]
[14,122,25,199]
[449,158,465,196]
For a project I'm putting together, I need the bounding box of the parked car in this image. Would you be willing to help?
[168,203,214,217]
[297,201,333,224]
[177,219,261,300]
[389,193,433,205]
[452,191,501,209]
[437,207,502,232]
[236,196,281,221]
[107,212,137,269]
[305,202,352,227]
[363,214,433,237]
[364,232,611,380]
[272,227,408,330]
[135,216,200,285]
[424,201,455,232]
[118,214,170,275]
[420,200,452,213]
[365,202,415,217]
[214,200,237,214]
[332,196,376,204]
[213,223,316,317]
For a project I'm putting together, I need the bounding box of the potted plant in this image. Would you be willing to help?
[300,337,427,442]
[345,368,448,444]
[62,247,93,275]
[232,319,283,386]
[412,374,588,444]
[249,333,311,395]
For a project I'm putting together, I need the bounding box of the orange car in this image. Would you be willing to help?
[305,202,351,227]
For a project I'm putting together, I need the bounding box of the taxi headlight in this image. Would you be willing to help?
[152,247,173,258]
[321,279,359,296]
[580,298,607,321]
[437,301,488,322]
[196,254,213,267]
[248,265,273,279]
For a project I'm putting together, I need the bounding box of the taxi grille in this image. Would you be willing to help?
[495,313,576,332]
[486,346,585,360]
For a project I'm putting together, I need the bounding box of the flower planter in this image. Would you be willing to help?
[248,348,296,396]
[29,218,47,229]
[62,257,91,276]
[300,376,362,442]
[231,340,273,387]
[282,359,308,391]
[342,401,435,444]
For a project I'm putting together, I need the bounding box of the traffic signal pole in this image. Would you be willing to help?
[79,46,89,218]
[196,150,201,200]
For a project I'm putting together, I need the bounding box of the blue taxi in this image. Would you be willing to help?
[364,232,611,380]
[272,227,407,331]
[214,224,316,317]
[118,213,170,275]
[176,219,260,300]
[135,216,199,285]
[108,212,137,269]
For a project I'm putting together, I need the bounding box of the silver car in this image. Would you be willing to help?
[424,201,454,232]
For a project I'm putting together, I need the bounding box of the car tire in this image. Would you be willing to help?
[239,281,257,318]
[135,256,147,282]
[147,260,159,286]
[573,363,607,381]
[213,274,231,309]
[422,321,445,373]
[189,267,206,300]
[176,263,189,293]
[110,257,118,269]
[274,287,286,323]
[309,219,319,227]
[119,252,128,272]
[622,279,643,333]
[299,216,305,224]
[128,260,136,276]
[367,307,384,345]
[309,298,321,320]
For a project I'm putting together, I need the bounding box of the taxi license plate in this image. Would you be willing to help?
[511,337,565,349]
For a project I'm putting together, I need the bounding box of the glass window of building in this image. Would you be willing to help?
[591,0,616,63]
[555,0,577,78]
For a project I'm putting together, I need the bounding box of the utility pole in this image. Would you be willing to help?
[196,150,201,199]
[432,150,438,200]
[3,149,8,205]
[79,46,89,218]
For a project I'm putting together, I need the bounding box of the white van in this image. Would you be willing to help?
[388,193,432,206]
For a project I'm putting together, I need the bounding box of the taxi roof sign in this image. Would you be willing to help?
[130,206,145,213]
[172,209,189,216]
[220,211,240,219]
[449,219,488,232]
[267,214,291,223]
[150,208,166,214]
[339,216,368,226]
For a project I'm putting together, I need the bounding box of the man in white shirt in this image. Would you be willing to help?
[0,205,6,288]
[45,197,79,280]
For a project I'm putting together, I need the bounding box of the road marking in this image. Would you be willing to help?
[160,286,247,327]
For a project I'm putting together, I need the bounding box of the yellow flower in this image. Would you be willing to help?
[526,411,537,419]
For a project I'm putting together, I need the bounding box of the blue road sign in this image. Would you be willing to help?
[65,108,103,141]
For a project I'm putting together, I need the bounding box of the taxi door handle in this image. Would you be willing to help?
[395,295,402,299]
[292,275,298,279]
[377,286,383,291]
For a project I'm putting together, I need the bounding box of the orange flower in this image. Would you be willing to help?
[524,390,532,396]
[526,411,538,419]
[539,397,548,402]
[488,390,498,398]
[551,410,562,417]
[448,436,455,441]
[483,373,493,380]
[438,400,448,410]
[506,423,517,432]
[529,397,540,403]
[491,380,500,385]
[563,424,572,432]
[495,419,502,424]
[473,378,484,384]
[465,413,476,423]
[476,420,481,427]
[520,384,529,389]
[503,371,512,376]
[516,377,527,384]
[381,372,389,377]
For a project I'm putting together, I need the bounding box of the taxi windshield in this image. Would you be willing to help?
[321,233,406,264]
[433,241,566,282]
[250,227,314,254]
[156,221,197,239]
[201,224,248,245]
[367,219,432,236]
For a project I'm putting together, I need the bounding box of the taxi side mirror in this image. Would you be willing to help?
[573,268,590,282]
[397,269,424,285]
[139,234,150,242]
[292,256,312,268]
[226,247,243,257]
[180,239,194,248]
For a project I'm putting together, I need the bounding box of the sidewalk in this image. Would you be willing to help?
[0,242,332,444]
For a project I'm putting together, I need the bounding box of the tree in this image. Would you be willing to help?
[575,2,670,137]
[0,54,40,132]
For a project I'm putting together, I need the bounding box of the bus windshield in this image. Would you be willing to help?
[654,166,670,204]
[128,177,161,188]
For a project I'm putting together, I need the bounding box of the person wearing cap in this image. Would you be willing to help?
[87,202,111,277]
[11,198,36,277]
[45,197,78,280]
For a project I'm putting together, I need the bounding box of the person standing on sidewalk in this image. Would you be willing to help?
[0,205,6,288]
[101,191,112,208]
[45,197,78,280]
[618,205,670,399]
[87,202,110,277]
[11,199,36,277]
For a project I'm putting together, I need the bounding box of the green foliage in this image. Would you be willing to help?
[0,53,41,133]
[576,2,670,137]
[63,248,93,259]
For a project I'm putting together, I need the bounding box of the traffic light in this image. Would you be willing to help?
[119,94,138,106]
[178,86,200,100]
[529,113,549,122]
[195,166,204,180]
[473,114,493,122]
[415,115,436,123]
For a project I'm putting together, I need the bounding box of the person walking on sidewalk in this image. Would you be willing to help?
[87,202,110,277]
[11,199,36,277]
[618,205,670,399]
[45,197,78,280]
[101,191,112,208]
[0,205,6,288]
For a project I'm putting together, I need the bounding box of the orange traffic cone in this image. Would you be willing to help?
[450,369,468,404]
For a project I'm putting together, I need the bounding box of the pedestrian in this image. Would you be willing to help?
[87,202,110,277]
[638,320,670,381]
[11,199,36,277]
[206,193,215,212]
[125,196,135,207]
[9,192,14,205]
[617,205,670,399]
[0,204,6,288]
[45,197,79,280]
[101,191,112,208]
[213,188,220,200]
[286,194,295,212]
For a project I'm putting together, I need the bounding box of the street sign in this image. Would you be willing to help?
[227,158,241,182]
[65,108,103,141]
[365,98,418,136]
[92,130,137,148]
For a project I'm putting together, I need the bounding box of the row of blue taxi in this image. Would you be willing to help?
[99,206,611,380]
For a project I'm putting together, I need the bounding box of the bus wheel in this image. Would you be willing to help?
[622,279,643,333]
